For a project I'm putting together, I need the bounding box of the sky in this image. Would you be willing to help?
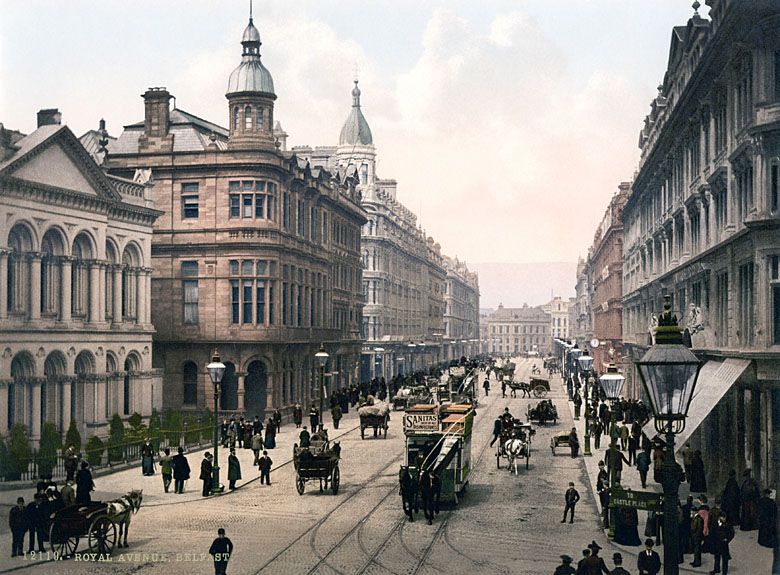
[0,0,708,269]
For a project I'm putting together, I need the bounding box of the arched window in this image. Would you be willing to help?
[7,223,34,314]
[41,229,65,316]
[244,105,253,130]
[183,361,198,405]
[105,241,118,320]
[71,234,93,317]
[257,107,264,130]
[233,106,240,130]
[123,353,141,416]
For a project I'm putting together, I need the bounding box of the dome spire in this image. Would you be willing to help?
[352,80,361,108]
[339,79,373,146]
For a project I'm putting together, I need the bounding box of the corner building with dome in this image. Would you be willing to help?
[105,15,367,418]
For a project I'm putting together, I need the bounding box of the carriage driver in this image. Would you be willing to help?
[499,407,514,431]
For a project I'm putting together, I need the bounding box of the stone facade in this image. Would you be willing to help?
[484,304,550,356]
[571,257,593,347]
[542,296,572,348]
[0,113,161,443]
[443,256,480,361]
[104,17,366,419]
[587,183,628,372]
[622,0,780,493]
[294,81,478,378]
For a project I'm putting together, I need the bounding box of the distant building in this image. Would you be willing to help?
[483,304,550,356]
[622,1,780,493]
[571,257,592,346]
[0,110,161,443]
[588,183,629,372]
[105,16,366,418]
[295,81,478,377]
[542,296,572,351]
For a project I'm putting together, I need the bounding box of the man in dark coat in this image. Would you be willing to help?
[636,449,650,489]
[719,469,741,525]
[172,447,191,494]
[637,539,661,575]
[25,494,46,553]
[609,553,631,575]
[568,428,580,458]
[561,482,580,524]
[309,404,320,431]
[579,541,609,574]
[299,426,311,448]
[64,446,79,482]
[209,527,233,575]
[688,450,707,493]
[9,497,26,557]
[258,451,273,485]
[740,468,760,531]
[553,554,576,575]
[75,461,94,503]
[758,489,777,548]
[712,513,734,574]
[227,449,241,490]
[596,461,610,528]
[490,416,502,447]
[201,452,214,497]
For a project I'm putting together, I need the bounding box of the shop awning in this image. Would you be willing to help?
[642,358,751,452]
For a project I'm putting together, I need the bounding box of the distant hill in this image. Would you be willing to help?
[471,262,577,309]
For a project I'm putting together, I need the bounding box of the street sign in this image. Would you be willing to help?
[403,412,439,433]
[610,488,664,511]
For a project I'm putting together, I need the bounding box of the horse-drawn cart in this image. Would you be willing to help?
[495,420,535,473]
[528,376,550,398]
[550,434,574,455]
[358,400,390,439]
[293,443,340,495]
[49,503,116,558]
[527,400,558,425]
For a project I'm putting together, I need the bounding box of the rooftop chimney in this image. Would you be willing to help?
[138,88,174,153]
[37,109,62,128]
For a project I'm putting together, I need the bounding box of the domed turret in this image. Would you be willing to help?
[226,13,277,151]
[339,80,373,146]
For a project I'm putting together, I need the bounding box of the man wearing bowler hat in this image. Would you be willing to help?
[637,538,661,575]
[553,554,576,575]
[609,552,631,575]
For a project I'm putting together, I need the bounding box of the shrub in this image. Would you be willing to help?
[148,408,162,450]
[200,409,214,441]
[37,421,61,479]
[108,414,126,463]
[184,414,200,444]
[162,409,182,444]
[85,436,104,467]
[65,419,81,453]
[7,424,32,480]
[0,432,7,479]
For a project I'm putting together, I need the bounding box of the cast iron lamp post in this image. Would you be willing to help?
[206,350,226,494]
[578,353,594,456]
[315,345,329,432]
[599,355,625,538]
[636,296,702,575]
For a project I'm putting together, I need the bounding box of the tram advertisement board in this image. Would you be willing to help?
[403,412,439,433]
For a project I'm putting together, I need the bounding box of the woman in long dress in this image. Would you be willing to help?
[264,418,276,449]
[75,461,95,503]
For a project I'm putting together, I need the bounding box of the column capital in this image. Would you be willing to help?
[0,248,11,257]
[26,251,44,262]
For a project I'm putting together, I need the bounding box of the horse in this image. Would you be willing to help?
[105,489,143,548]
[418,469,442,525]
[398,466,418,522]
[503,438,526,475]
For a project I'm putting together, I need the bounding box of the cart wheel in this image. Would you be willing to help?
[331,466,340,495]
[526,451,530,469]
[383,421,388,439]
[533,385,546,398]
[360,426,365,440]
[550,438,555,455]
[496,453,501,469]
[88,516,117,555]
[49,523,79,559]
[296,475,305,495]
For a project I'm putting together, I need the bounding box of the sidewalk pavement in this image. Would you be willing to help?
[556,372,773,574]
[0,408,364,510]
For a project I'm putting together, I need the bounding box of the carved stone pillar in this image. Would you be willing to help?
[29,253,42,320]
[0,250,8,321]
[60,258,72,323]
[88,261,101,324]
[135,269,145,326]
[0,380,9,433]
[61,378,72,429]
[144,270,152,324]
[31,378,42,441]
[113,266,123,324]
[236,372,246,412]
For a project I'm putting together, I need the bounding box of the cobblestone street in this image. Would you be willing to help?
[0,359,611,575]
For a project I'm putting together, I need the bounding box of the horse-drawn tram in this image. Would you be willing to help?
[402,403,474,507]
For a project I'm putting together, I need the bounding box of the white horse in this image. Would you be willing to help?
[503,439,526,475]
[106,489,143,548]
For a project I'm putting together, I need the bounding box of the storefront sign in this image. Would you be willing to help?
[403,413,439,433]
[610,488,663,511]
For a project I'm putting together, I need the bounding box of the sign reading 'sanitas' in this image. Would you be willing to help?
[610,488,664,511]
[403,413,439,433]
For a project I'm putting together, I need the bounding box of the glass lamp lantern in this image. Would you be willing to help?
[315,344,329,368]
[578,354,594,373]
[637,296,702,434]
[206,351,226,385]
[599,369,625,401]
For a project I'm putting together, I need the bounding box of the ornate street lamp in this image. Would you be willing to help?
[206,350,226,495]
[578,353,594,456]
[314,344,329,432]
[636,296,702,575]
[599,353,625,537]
